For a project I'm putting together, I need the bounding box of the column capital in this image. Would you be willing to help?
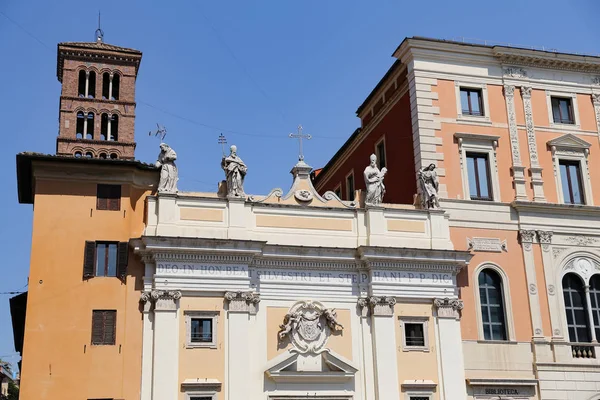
[592,93,600,106]
[519,229,536,251]
[434,297,463,319]
[537,230,553,252]
[521,86,532,98]
[225,291,260,314]
[503,84,515,96]
[150,290,181,311]
[358,296,396,317]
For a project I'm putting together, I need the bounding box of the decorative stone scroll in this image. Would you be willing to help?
[139,290,182,311]
[357,296,396,316]
[519,229,536,251]
[433,297,463,319]
[466,237,507,253]
[224,291,260,314]
[503,67,528,78]
[564,236,599,247]
[277,300,343,353]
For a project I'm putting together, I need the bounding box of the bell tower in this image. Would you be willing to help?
[56,29,142,159]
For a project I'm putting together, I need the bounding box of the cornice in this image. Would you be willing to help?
[60,96,137,107]
[493,48,600,74]
[512,200,600,216]
[56,138,137,147]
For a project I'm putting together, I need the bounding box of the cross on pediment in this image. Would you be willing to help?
[289,125,312,161]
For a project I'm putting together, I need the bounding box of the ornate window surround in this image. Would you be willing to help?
[545,90,581,130]
[454,81,492,124]
[472,262,516,341]
[547,134,593,206]
[455,132,501,202]
[399,316,430,352]
[184,311,219,349]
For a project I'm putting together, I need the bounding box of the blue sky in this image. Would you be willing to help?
[0,0,598,370]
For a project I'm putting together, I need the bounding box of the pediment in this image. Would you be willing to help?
[547,133,591,150]
[265,349,358,383]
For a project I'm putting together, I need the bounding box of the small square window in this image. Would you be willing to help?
[185,312,218,348]
[97,184,121,211]
[460,88,484,116]
[91,310,116,345]
[400,317,429,351]
[551,97,574,124]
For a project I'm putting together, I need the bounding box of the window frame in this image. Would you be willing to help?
[473,263,515,341]
[465,152,493,201]
[455,133,501,202]
[96,184,122,211]
[478,269,508,341]
[546,91,580,130]
[374,136,387,170]
[91,310,116,346]
[454,82,491,124]
[333,183,342,199]
[185,311,219,349]
[551,96,575,125]
[562,272,591,343]
[345,170,355,202]
[186,393,216,400]
[399,316,429,352]
[559,159,585,205]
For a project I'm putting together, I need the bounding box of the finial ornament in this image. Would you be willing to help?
[156,143,178,193]
[95,11,104,43]
[364,154,387,205]
[218,133,227,157]
[418,163,440,209]
[149,123,167,141]
[289,125,312,161]
[221,145,248,197]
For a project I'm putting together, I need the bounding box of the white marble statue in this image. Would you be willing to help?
[155,143,178,193]
[418,163,440,209]
[364,154,387,205]
[221,145,248,197]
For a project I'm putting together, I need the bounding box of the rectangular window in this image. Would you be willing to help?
[91,310,116,345]
[466,152,492,200]
[83,241,128,279]
[559,160,584,204]
[551,97,574,124]
[185,312,218,348]
[334,185,342,199]
[346,173,355,201]
[97,184,121,211]
[400,317,429,351]
[460,88,484,116]
[376,139,386,169]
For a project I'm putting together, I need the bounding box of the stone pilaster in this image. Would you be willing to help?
[356,298,376,399]
[358,296,399,400]
[140,292,154,400]
[519,230,544,338]
[225,291,260,400]
[593,93,600,145]
[433,298,467,399]
[504,85,528,200]
[150,290,181,400]
[521,86,546,202]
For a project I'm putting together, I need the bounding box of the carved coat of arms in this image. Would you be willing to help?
[278,300,343,353]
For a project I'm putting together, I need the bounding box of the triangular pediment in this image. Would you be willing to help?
[547,133,591,150]
[265,349,358,383]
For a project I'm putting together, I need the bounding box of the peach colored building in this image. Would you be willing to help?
[315,37,600,399]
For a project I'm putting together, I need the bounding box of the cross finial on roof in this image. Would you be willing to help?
[218,133,227,156]
[289,125,312,162]
[95,11,104,43]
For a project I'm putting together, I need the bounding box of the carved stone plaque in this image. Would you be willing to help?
[467,237,507,253]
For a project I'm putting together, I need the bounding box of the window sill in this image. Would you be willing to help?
[476,339,519,345]
[457,115,491,125]
[186,343,217,349]
[549,121,581,131]
[402,346,430,352]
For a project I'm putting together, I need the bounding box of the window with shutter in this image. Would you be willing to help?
[91,310,116,345]
[117,242,129,279]
[97,184,121,211]
[83,241,96,278]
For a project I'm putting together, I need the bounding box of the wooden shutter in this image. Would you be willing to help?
[96,185,108,210]
[91,311,104,344]
[108,185,121,211]
[83,241,96,278]
[117,242,129,279]
[104,311,116,345]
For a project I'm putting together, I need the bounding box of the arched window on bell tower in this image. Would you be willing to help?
[78,71,86,97]
[88,71,96,98]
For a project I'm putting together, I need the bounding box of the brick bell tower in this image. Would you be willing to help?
[56,28,142,160]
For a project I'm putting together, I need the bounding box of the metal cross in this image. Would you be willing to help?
[289,125,312,161]
[218,133,227,156]
[148,123,167,141]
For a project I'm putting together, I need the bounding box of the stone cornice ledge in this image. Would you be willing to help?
[358,246,472,271]
[467,378,537,386]
[512,201,600,216]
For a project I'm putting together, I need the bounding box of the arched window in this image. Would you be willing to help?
[102,72,110,99]
[112,74,120,100]
[99,153,107,159]
[563,273,590,343]
[86,113,94,139]
[76,112,85,139]
[110,153,118,159]
[110,115,119,141]
[74,151,82,158]
[589,274,600,341]
[78,70,86,97]
[100,113,108,140]
[85,152,93,158]
[88,71,96,98]
[478,269,507,340]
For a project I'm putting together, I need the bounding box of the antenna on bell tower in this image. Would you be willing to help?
[95,11,104,43]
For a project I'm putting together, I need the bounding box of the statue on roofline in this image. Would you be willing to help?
[221,145,247,197]
[418,163,440,209]
[156,143,178,193]
[364,154,387,205]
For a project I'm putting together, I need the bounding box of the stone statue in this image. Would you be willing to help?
[155,143,178,193]
[221,145,247,197]
[364,154,387,205]
[323,308,343,331]
[418,163,440,209]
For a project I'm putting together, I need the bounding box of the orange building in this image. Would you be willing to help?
[315,37,600,399]
[14,32,158,400]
